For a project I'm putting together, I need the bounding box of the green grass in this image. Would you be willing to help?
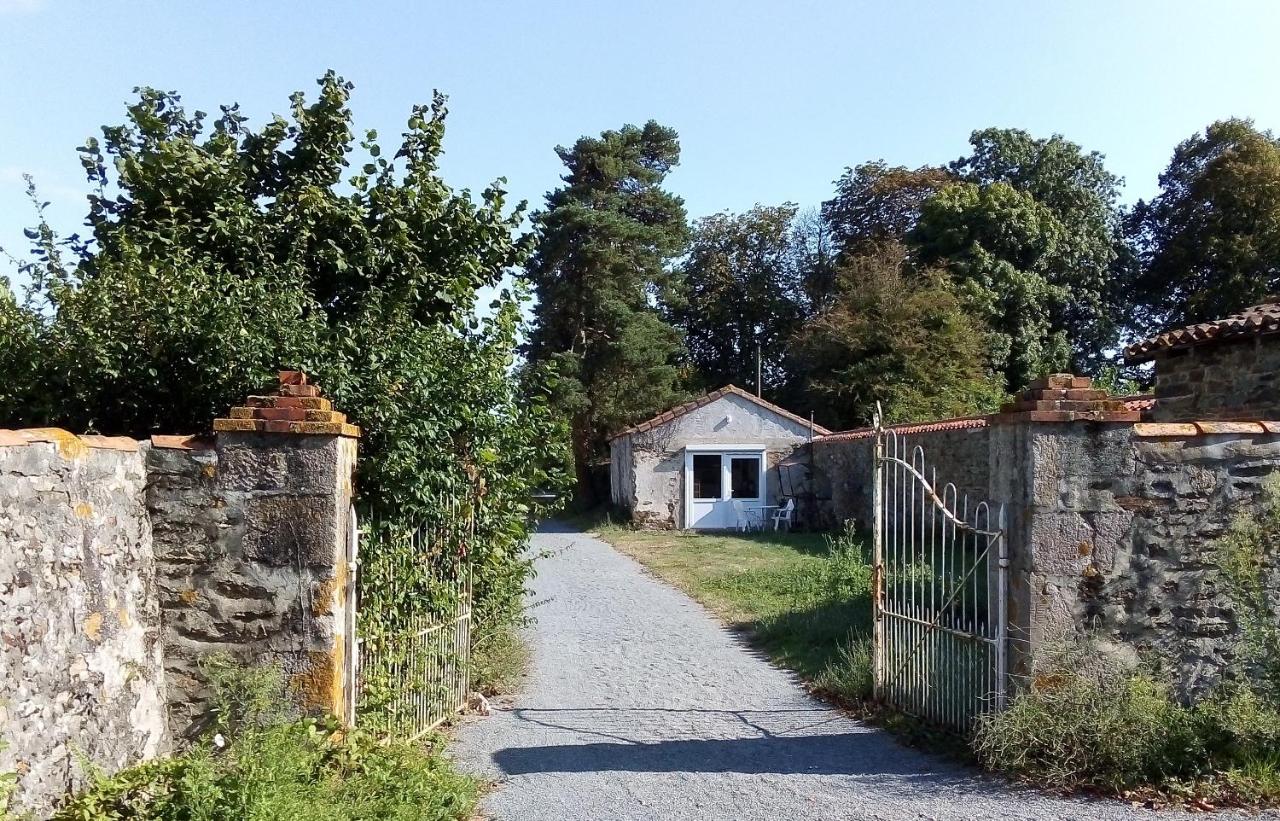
[592,522,874,700]
[53,719,478,821]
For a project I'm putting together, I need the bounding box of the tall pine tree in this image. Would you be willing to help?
[525,121,689,505]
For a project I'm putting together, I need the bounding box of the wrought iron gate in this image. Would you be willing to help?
[871,407,1008,730]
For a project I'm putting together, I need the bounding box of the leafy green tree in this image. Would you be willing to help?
[1127,118,1280,330]
[910,181,1073,390]
[910,128,1125,388]
[789,206,837,310]
[788,243,1005,429]
[672,204,808,396]
[524,121,690,505]
[820,161,951,265]
[1,73,569,631]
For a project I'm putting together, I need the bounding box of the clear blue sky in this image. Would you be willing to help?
[3,0,1280,282]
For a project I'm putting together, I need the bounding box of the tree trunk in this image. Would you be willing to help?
[571,413,598,509]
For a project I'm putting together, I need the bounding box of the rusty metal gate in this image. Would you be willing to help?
[871,407,1008,730]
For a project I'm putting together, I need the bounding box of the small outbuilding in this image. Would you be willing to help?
[1124,300,1280,421]
[609,385,830,529]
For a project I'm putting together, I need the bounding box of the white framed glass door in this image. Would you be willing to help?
[684,446,766,529]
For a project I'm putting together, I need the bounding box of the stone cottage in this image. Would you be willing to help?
[609,385,830,529]
[1124,299,1280,421]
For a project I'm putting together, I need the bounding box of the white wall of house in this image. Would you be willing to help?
[609,393,814,528]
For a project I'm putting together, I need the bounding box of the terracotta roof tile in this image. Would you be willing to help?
[817,415,991,442]
[609,385,832,440]
[1119,394,1156,412]
[1124,301,1280,363]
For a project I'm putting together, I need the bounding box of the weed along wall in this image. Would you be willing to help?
[0,372,359,817]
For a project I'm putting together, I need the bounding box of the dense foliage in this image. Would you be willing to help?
[0,74,569,636]
[788,244,1005,429]
[524,121,689,504]
[821,161,951,267]
[1127,118,1280,330]
[671,204,808,395]
[911,128,1125,387]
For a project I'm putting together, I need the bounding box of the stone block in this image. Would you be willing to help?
[217,435,342,494]
[241,495,340,568]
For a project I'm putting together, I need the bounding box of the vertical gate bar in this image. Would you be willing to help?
[891,430,899,703]
[995,503,1009,711]
[872,415,884,701]
[932,463,939,724]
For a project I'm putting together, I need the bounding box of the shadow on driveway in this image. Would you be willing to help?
[490,706,971,781]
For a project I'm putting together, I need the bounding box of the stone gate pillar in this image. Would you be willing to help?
[148,371,359,737]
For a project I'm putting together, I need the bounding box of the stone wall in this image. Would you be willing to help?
[1007,420,1280,696]
[812,422,991,531]
[0,432,167,818]
[0,372,359,815]
[1150,336,1280,422]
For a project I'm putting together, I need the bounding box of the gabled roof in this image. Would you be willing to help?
[609,385,832,440]
[1124,301,1280,363]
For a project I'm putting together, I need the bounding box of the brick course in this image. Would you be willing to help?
[213,372,359,437]
[995,374,1141,424]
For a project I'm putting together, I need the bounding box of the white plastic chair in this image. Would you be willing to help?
[771,498,795,531]
[732,499,751,532]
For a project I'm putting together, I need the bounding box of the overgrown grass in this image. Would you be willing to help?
[52,658,478,821]
[596,522,874,701]
[54,719,478,821]
[471,622,531,697]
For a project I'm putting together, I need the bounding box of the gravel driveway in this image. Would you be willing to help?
[451,524,1264,821]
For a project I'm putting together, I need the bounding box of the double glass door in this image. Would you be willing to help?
[687,450,763,529]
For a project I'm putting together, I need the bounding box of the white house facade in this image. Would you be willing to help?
[608,386,829,529]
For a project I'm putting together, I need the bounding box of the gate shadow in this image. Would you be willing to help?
[489,707,973,782]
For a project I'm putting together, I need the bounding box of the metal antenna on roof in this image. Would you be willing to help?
[756,344,762,398]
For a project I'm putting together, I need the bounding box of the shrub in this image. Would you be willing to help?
[974,645,1280,804]
[973,646,1203,792]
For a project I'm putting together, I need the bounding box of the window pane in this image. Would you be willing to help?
[692,454,722,499]
[731,457,760,499]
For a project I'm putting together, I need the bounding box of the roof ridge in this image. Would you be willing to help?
[1125,301,1280,363]
[817,414,992,442]
[609,385,832,440]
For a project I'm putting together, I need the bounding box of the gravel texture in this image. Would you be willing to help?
[451,524,1268,821]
